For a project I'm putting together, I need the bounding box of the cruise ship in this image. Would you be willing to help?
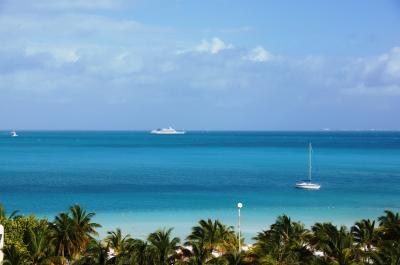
[150,127,185,135]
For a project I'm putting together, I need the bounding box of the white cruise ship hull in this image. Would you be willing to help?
[151,130,185,135]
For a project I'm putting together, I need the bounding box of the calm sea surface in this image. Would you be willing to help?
[1,131,399,240]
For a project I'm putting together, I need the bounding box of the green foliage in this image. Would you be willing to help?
[310,223,357,265]
[183,219,237,265]
[368,210,400,265]
[1,203,399,265]
[105,228,130,256]
[0,205,49,265]
[378,210,400,240]
[49,204,101,261]
[3,243,29,265]
[122,239,156,265]
[73,239,109,265]
[148,228,180,265]
[252,215,313,265]
[221,249,247,265]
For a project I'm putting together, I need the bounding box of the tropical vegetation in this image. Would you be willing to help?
[1,204,399,265]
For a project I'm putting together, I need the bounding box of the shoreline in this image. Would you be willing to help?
[21,206,399,243]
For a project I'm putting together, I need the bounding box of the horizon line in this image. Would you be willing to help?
[1,129,400,132]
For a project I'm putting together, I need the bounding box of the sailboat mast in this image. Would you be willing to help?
[309,143,312,182]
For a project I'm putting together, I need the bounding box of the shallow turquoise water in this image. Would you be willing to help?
[1,131,399,241]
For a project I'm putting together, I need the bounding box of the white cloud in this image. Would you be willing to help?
[195,38,233,54]
[243,46,272,62]
[335,47,400,97]
[385,47,400,78]
[357,46,400,81]
[1,4,399,105]
[177,37,233,55]
[25,45,79,64]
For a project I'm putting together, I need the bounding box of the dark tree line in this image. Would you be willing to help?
[1,204,399,265]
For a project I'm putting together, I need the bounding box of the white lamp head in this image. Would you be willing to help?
[237,202,243,208]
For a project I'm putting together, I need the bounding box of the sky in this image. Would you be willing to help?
[0,0,399,130]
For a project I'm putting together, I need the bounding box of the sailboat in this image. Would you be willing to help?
[295,143,321,190]
[10,130,18,137]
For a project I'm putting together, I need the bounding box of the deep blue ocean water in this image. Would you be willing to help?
[1,131,400,240]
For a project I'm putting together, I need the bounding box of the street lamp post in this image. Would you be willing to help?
[237,202,243,252]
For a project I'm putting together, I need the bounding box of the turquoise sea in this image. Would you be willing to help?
[1,131,400,241]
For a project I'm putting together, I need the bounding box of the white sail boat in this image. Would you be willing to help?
[10,130,18,137]
[295,143,321,190]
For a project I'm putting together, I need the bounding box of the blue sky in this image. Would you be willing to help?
[0,0,399,130]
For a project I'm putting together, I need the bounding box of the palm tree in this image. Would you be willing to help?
[148,228,180,265]
[311,223,356,265]
[351,219,376,248]
[105,228,131,256]
[50,205,101,262]
[123,239,157,265]
[215,223,237,254]
[252,215,312,265]
[74,239,109,265]
[221,249,246,265]
[187,219,236,257]
[367,211,400,265]
[69,204,101,257]
[378,210,400,240]
[184,219,236,265]
[187,219,230,250]
[351,219,377,262]
[369,240,400,265]
[49,212,76,260]
[182,240,209,265]
[23,226,62,265]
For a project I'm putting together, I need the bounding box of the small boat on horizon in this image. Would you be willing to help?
[10,130,18,137]
[295,143,321,190]
[150,127,185,135]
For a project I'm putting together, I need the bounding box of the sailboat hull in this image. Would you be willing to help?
[295,182,321,190]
